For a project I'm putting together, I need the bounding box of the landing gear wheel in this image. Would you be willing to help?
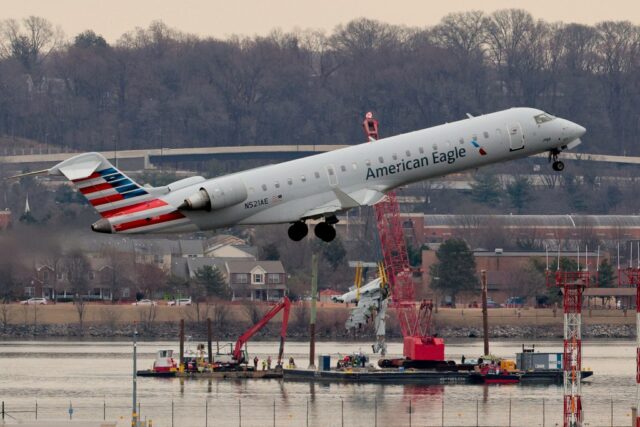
[287,221,308,241]
[314,222,336,242]
[552,161,564,171]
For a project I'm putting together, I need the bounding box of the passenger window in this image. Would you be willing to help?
[419,147,424,154]
[483,131,489,139]
[432,143,437,150]
[261,184,267,191]
[352,162,358,170]
[365,160,371,167]
[274,181,280,189]
[287,178,293,185]
[459,138,465,145]
[392,153,398,161]
[327,167,335,176]
[301,175,306,183]
[378,156,384,164]
[340,165,346,172]
[405,150,411,157]
[472,134,478,141]
[314,172,320,179]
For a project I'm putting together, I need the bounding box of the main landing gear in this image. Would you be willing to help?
[288,217,338,242]
[287,221,308,241]
[549,148,565,171]
[314,222,336,242]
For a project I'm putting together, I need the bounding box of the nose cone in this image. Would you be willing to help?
[565,120,586,140]
[91,218,113,234]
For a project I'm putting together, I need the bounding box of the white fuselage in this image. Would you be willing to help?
[154,107,584,233]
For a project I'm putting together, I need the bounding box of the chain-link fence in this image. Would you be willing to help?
[0,396,636,426]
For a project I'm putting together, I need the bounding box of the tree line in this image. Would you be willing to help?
[0,11,639,156]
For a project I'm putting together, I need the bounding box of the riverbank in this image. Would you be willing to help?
[0,322,636,340]
[0,303,636,339]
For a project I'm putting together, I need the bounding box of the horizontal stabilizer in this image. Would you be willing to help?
[7,169,49,180]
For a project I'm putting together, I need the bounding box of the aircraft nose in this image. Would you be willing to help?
[565,120,586,139]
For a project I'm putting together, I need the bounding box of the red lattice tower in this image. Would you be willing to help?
[547,269,590,427]
[618,266,640,427]
[362,113,433,346]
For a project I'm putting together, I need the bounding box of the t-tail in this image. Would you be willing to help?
[47,153,191,233]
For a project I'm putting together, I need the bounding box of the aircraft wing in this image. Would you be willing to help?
[301,188,386,219]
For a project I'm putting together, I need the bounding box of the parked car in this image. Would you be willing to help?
[131,299,157,306]
[505,296,526,307]
[486,298,502,308]
[20,297,48,305]
[168,298,192,306]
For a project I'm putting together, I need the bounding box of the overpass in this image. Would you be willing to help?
[0,145,350,170]
[1,144,640,171]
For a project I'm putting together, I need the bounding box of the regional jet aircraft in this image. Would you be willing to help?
[26,108,585,242]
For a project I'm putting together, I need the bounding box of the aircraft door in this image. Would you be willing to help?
[325,165,338,187]
[508,123,525,151]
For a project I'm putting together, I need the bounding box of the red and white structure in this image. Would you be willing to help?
[617,242,640,427]
[547,261,591,427]
[363,113,443,362]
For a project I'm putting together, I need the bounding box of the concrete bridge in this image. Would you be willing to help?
[0,144,350,170]
[1,144,639,171]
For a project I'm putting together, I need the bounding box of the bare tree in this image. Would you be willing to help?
[137,305,157,332]
[135,262,167,299]
[0,298,12,330]
[74,295,87,332]
[211,302,230,332]
[0,16,63,69]
[65,249,90,296]
[243,301,265,325]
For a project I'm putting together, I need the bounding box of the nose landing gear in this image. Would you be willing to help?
[549,148,565,171]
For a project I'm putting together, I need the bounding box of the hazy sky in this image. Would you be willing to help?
[2,0,640,42]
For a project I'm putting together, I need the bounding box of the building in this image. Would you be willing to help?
[422,249,605,305]
[226,260,286,301]
[171,257,227,281]
[404,214,640,246]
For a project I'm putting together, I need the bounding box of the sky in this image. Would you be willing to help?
[1,0,639,42]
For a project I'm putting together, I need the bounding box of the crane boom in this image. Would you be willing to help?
[233,297,291,366]
[363,113,443,363]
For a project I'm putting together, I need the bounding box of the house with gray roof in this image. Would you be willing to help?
[171,257,227,281]
[225,260,286,301]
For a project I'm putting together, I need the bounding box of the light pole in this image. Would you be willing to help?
[132,323,138,427]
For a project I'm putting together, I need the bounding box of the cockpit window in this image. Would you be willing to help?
[534,113,555,124]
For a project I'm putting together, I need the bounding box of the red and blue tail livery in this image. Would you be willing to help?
[50,153,194,233]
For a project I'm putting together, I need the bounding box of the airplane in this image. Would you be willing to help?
[20,107,585,241]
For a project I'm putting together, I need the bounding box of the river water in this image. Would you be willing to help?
[0,339,636,426]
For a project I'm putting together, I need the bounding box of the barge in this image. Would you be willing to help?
[282,367,593,385]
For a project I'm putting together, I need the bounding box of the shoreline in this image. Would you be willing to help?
[1,304,636,340]
[0,322,635,340]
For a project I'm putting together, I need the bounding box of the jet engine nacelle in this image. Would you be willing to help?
[180,177,248,211]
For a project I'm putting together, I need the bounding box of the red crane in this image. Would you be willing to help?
[362,113,445,367]
[233,296,291,366]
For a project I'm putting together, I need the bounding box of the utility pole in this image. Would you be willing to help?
[309,253,318,369]
[481,270,489,356]
[207,318,213,364]
[132,323,138,427]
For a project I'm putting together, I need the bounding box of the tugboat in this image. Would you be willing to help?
[469,362,520,385]
[137,349,178,377]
